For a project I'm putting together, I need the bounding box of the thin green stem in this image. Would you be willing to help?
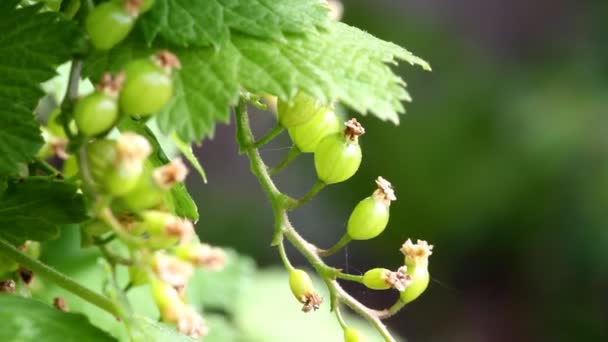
[269,145,301,175]
[336,272,363,283]
[335,306,347,329]
[0,238,119,317]
[289,179,326,210]
[318,234,352,257]
[376,300,406,319]
[33,159,60,176]
[98,207,144,248]
[277,238,294,271]
[253,124,284,148]
[60,60,82,140]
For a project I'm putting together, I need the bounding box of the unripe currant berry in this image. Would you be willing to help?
[362,266,412,291]
[82,220,111,237]
[278,91,325,128]
[134,211,194,248]
[175,243,226,271]
[346,177,396,240]
[152,253,194,287]
[152,279,184,322]
[343,327,366,342]
[74,73,124,136]
[288,269,323,312]
[120,51,181,116]
[314,118,365,184]
[288,107,341,152]
[62,155,78,179]
[399,239,434,304]
[86,1,136,50]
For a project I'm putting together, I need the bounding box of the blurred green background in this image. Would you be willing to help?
[189,0,608,341]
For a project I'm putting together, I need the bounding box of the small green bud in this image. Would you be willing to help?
[135,211,195,248]
[151,280,184,322]
[314,119,364,184]
[175,243,226,271]
[278,91,325,127]
[288,269,323,312]
[363,266,412,291]
[344,327,366,342]
[347,177,395,240]
[288,107,341,152]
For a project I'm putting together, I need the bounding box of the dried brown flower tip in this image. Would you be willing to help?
[401,239,434,267]
[154,50,182,73]
[344,118,365,142]
[189,244,226,271]
[116,133,152,169]
[0,280,16,293]
[384,266,412,292]
[177,306,209,339]
[153,158,189,190]
[301,292,323,313]
[53,297,69,312]
[50,137,69,160]
[19,267,34,285]
[165,217,195,244]
[96,72,125,97]
[123,0,143,16]
[325,0,344,21]
[373,176,396,204]
[153,254,194,287]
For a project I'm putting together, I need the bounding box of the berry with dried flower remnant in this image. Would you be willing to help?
[346,177,396,240]
[343,327,366,342]
[399,239,433,304]
[134,211,195,248]
[288,107,341,152]
[119,158,188,212]
[288,269,323,312]
[86,1,138,50]
[314,118,364,184]
[152,280,185,322]
[120,51,181,116]
[175,243,226,271]
[177,306,209,339]
[74,73,124,136]
[278,91,326,128]
[362,266,412,292]
[152,253,194,288]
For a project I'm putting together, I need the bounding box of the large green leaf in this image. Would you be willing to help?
[0,294,114,341]
[0,101,44,175]
[84,22,429,142]
[0,178,87,243]
[0,0,82,174]
[138,0,329,47]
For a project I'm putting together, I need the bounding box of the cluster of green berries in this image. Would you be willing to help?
[278,92,363,184]
[277,92,434,341]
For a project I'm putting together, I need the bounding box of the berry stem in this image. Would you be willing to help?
[0,238,119,317]
[336,272,364,283]
[318,233,352,257]
[253,124,285,148]
[290,179,326,209]
[32,158,60,176]
[269,145,301,175]
[335,306,348,329]
[277,238,294,272]
[376,300,406,319]
[235,97,397,342]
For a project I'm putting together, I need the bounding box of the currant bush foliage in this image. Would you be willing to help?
[0,0,430,340]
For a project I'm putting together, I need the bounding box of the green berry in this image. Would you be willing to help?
[314,133,361,184]
[346,197,389,240]
[128,265,149,286]
[119,168,166,211]
[288,108,341,152]
[278,92,325,128]
[289,269,314,302]
[362,268,391,290]
[86,2,135,50]
[344,327,366,342]
[120,58,174,116]
[74,92,119,136]
[85,138,117,187]
[399,265,429,304]
[62,155,78,179]
[82,220,111,236]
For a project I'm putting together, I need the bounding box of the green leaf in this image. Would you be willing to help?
[135,316,197,341]
[187,250,256,313]
[83,22,428,142]
[0,101,44,175]
[0,294,114,341]
[0,178,87,243]
[117,118,199,221]
[0,1,81,108]
[171,134,207,183]
[138,0,329,47]
[0,1,82,174]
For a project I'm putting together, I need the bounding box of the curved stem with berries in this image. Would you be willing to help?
[235,96,400,342]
